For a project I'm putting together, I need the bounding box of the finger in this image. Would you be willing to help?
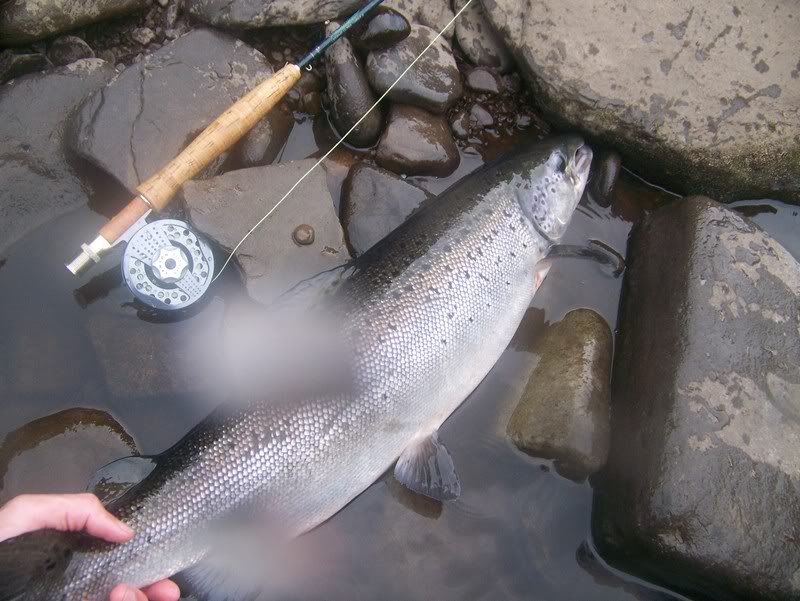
[141,579,181,601]
[0,494,133,542]
[110,584,148,601]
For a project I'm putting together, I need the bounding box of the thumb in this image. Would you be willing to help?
[0,494,134,543]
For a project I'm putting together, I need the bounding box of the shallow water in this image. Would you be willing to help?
[0,109,795,600]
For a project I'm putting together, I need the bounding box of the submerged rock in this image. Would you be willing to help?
[0,50,50,84]
[350,7,411,51]
[453,0,512,72]
[376,104,459,177]
[0,59,115,254]
[341,163,434,255]
[594,197,800,601]
[482,0,800,201]
[325,21,383,148]
[185,0,363,28]
[507,309,612,480]
[47,35,95,66]
[366,24,462,114]
[184,160,350,304]
[0,408,137,504]
[0,0,148,45]
[70,29,272,194]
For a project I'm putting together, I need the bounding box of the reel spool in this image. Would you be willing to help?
[121,219,214,311]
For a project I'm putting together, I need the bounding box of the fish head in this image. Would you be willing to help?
[512,136,593,241]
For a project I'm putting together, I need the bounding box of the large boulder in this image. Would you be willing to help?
[184,160,351,304]
[185,0,364,28]
[70,29,276,194]
[0,59,116,254]
[593,197,800,601]
[482,0,800,202]
[0,0,147,45]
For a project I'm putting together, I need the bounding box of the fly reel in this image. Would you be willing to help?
[121,219,214,311]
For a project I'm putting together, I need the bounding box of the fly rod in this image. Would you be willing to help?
[66,0,386,276]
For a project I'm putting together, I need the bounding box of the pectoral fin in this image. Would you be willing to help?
[86,456,157,505]
[546,241,625,276]
[394,431,461,501]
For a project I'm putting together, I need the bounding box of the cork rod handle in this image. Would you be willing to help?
[137,63,302,213]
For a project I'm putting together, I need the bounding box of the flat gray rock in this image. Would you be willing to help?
[376,104,459,176]
[482,0,800,201]
[594,197,800,600]
[184,160,351,304]
[341,163,433,255]
[0,59,115,254]
[0,0,147,45]
[507,309,612,480]
[70,29,272,194]
[366,24,462,114]
[453,0,512,72]
[185,0,364,28]
[325,21,383,148]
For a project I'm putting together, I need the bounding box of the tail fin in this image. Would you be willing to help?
[0,530,72,601]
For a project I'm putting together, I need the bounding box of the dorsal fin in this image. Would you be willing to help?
[86,456,157,505]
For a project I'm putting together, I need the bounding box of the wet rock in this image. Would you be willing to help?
[70,29,272,194]
[366,24,462,114]
[469,103,494,128]
[587,149,622,209]
[185,0,363,28]
[0,59,115,254]
[350,7,411,51]
[47,35,94,66]
[131,26,155,46]
[482,0,800,202]
[325,21,383,148]
[450,110,470,139]
[453,0,512,72]
[593,198,800,601]
[384,0,454,41]
[232,105,294,168]
[184,160,351,304]
[341,163,434,254]
[465,66,503,95]
[507,309,612,480]
[0,0,148,45]
[0,50,50,84]
[376,104,459,177]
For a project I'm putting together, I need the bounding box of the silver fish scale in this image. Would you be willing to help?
[18,150,568,600]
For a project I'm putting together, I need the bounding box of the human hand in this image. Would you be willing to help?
[0,493,180,601]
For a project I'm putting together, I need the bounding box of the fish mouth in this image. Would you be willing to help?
[568,143,593,189]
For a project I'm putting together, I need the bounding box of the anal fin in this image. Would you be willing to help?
[394,431,461,501]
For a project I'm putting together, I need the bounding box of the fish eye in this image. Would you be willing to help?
[552,151,567,172]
